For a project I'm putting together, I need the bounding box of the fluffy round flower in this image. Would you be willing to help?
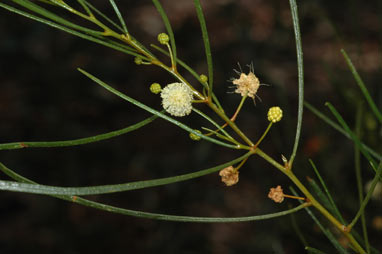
[232,71,260,99]
[161,82,193,117]
[267,106,283,123]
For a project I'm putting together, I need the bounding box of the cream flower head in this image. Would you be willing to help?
[160,82,193,117]
[232,71,260,99]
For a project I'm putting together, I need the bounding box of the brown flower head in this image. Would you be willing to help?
[219,166,239,186]
[268,185,284,203]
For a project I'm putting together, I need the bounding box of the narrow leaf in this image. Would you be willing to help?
[109,0,128,33]
[348,161,382,230]
[325,102,379,174]
[309,159,345,224]
[193,0,213,96]
[152,0,177,66]
[12,0,101,35]
[354,103,370,253]
[0,3,142,58]
[78,68,238,149]
[1,161,308,223]
[341,49,382,124]
[82,0,124,33]
[0,115,157,150]
[305,247,328,254]
[290,187,349,254]
[288,0,304,165]
[0,152,251,195]
[304,101,382,161]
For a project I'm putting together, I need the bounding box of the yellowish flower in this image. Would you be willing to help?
[267,106,283,123]
[161,82,193,117]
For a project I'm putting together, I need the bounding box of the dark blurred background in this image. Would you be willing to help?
[0,0,381,253]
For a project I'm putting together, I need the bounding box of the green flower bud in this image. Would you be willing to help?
[150,83,162,94]
[134,56,143,65]
[189,130,202,141]
[200,74,208,83]
[157,33,169,45]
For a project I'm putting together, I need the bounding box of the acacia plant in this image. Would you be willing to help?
[0,0,381,253]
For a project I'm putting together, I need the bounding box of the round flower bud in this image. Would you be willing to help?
[157,33,169,45]
[189,130,202,141]
[134,56,143,65]
[150,83,162,94]
[267,106,283,123]
[160,82,193,117]
[199,74,208,83]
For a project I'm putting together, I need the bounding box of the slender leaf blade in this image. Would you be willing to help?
[288,0,304,165]
[341,49,382,124]
[193,0,213,96]
[78,68,238,149]
[0,152,251,195]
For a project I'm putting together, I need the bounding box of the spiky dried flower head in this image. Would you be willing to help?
[267,106,283,123]
[232,68,260,99]
[157,33,169,45]
[219,166,239,186]
[189,129,202,141]
[160,82,193,117]
[150,83,162,94]
[268,185,284,203]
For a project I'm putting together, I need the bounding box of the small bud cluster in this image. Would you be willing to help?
[150,83,162,94]
[267,107,283,123]
[157,33,169,45]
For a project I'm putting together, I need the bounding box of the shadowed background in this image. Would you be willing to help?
[0,0,381,253]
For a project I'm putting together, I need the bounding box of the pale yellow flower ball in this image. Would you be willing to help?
[160,82,193,117]
[267,106,283,123]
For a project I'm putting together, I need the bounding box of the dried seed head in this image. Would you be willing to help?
[268,185,284,203]
[232,71,260,99]
[219,166,239,186]
[160,82,193,117]
[267,106,283,123]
